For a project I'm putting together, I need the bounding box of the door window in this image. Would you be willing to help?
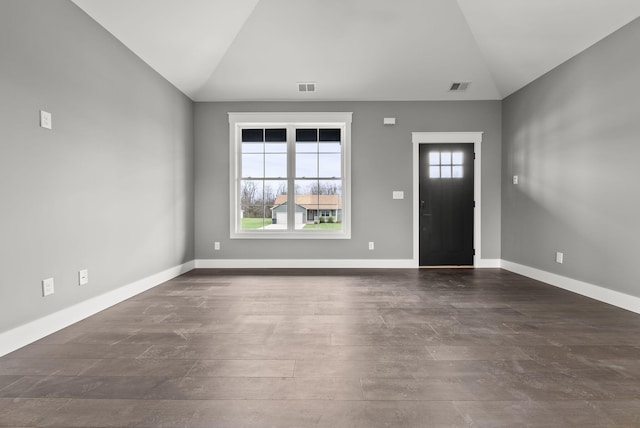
[429,151,464,179]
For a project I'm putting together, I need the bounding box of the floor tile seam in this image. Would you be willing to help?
[127,345,153,359]
[5,396,600,403]
[6,397,449,403]
[0,394,360,402]
[182,359,200,378]
[0,375,25,394]
[20,397,627,405]
[138,357,298,361]
[75,359,102,376]
[8,374,387,381]
[12,396,74,427]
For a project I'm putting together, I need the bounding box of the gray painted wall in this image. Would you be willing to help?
[0,0,194,332]
[502,18,640,297]
[195,101,501,261]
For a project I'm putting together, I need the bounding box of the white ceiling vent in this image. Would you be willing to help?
[298,82,316,93]
[449,82,470,91]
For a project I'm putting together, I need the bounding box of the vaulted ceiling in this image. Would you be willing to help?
[70,0,640,102]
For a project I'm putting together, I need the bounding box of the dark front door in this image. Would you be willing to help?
[419,143,474,266]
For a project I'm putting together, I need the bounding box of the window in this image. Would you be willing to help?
[229,112,352,239]
[429,151,464,178]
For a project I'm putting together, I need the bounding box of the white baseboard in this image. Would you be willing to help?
[195,258,502,269]
[501,260,640,315]
[195,259,418,269]
[475,258,501,268]
[0,260,195,357]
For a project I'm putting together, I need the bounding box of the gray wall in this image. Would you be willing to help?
[195,101,501,261]
[0,0,194,332]
[502,18,640,297]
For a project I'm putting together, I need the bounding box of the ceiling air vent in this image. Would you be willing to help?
[449,81,470,92]
[298,82,316,93]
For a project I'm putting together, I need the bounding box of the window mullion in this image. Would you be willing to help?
[287,125,295,232]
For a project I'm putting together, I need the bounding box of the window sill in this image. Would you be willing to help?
[230,230,351,240]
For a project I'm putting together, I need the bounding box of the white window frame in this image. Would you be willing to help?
[229,112,352,239]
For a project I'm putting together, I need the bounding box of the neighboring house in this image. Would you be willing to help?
[271,194,342,225]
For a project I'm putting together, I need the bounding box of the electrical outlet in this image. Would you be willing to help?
[214,242,220,250]
[513,175,519,184]
[368,242,375,250]
[40,110,52,130]
[42,278,55,296]
[556,252,564,264]
[79,269,89,285]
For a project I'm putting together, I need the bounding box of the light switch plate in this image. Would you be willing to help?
[40,110,52,130]
[392,191,404,199]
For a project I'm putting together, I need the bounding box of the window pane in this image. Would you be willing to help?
[319,154,341,178]
[319,142,341,153]
[242,129,263,142]
[267,180,288,227]
[240,205,267,229]
[452,152,463,165]
[240,179,266,230]
[319,128,341,141]
[265,142,286,153]
[296,128,317,142]
[319,180,342,197]
[296,142,317,153]
[296,153,318,177]
[241,154,263,178]
[265,154,287,178]
[441,152,452,165]
[319,180,343,227]
[452,166,463,178]
[295,179,317,196]
[429,152,439,165]
[242,143,263,153]
[265,128,286,142]
[265,180,288,204]
[240,180,264,206]
[295,180,319,227]
[429,166,440,178]
[441,166,452,178]
[294,180,343,229]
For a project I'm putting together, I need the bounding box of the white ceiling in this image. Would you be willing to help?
[71,0,640,102]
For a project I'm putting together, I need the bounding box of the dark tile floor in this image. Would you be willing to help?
[1,268,640,427]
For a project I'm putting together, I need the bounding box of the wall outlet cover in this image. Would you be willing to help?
[40,110,52,130]
[42,278,55,296]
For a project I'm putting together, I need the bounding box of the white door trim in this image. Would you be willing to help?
[412,132,483,267]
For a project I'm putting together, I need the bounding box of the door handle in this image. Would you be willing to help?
[420,200,431,216]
